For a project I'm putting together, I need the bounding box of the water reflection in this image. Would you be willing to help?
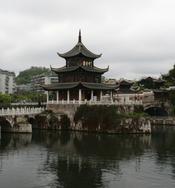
[0,133,32,151]
[0,128,175,187]
[41,133,152,188]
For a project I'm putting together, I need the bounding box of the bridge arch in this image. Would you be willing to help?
[144,106,168,116]
[0,117,12,132]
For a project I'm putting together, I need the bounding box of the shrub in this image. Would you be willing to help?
[74,105,123,130]
[60,115,71,130]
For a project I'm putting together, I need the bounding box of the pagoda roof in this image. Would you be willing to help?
[41,82,116,91]
[51,65,109,74]
[57,30,102,59]
[119,80,133,86]
[116,88,138,94]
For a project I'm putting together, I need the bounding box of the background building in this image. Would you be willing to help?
[0,69,16,94]
[31,74,58,93]
[16,83,33,93]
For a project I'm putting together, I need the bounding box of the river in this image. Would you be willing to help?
[0,127,175,188]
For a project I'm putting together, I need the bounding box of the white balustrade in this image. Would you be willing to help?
[47,99,143,106]
[0,107,45,116]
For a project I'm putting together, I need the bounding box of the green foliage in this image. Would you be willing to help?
[74,105,148,131]
[162,64,175,86]
[74,105,123,130]
[0,94,11,104]
[168,90,175,106]
[11,92,46,103]
[16,66,51,84]
[0,93,46,106]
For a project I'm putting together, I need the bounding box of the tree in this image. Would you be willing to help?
[162,64,175,86]
[0,94,11,104]
[16,66,51,84]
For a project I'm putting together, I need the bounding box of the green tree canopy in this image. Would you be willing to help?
[0,94,11,104]
[16,66,51,84]
[162,64,175,86]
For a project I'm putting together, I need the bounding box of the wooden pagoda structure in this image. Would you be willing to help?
[42,31,116,104]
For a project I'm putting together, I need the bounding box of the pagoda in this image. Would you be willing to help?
[42,31,116,104]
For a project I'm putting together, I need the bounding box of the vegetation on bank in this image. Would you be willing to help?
[0,93,46,107]
[74,105,121,130]
[16,66,51,84]
[74,105,147,131]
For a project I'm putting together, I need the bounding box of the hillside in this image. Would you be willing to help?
[16,66,51,84]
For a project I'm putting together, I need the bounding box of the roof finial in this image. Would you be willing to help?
[78,29,81,43]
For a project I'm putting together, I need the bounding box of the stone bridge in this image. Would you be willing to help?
[0,107,45,133]
[143,101,171,116]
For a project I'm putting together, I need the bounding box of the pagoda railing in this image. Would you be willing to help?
[47,100,143,105]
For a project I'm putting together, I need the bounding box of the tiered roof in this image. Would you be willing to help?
[116,80,136,94]
[57,30,102,59]
[42,82,116,91]
[51,65,109,74]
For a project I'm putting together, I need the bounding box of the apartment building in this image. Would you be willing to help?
[0,69,16,94]
[31,74,58,93]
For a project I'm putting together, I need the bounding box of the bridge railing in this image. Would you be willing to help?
[0,107,45,116]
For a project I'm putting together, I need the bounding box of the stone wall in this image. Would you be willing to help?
[47,104,79,122]
[150,117,175,126]
[31,112,151,133]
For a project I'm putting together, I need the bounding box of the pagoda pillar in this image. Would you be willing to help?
[79,89,82,103]
[67,90,70,103]
[56,91,59,103]
[91,90,94,101]
[100,91,103,101]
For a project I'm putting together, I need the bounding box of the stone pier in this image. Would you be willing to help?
[47,104,80,122]
[0,115,32,133]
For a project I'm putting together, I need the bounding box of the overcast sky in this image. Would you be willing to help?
[1,0,175,79]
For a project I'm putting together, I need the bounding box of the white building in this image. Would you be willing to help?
[0,69,16,94]
[16,83,33,93]
[112,80,155,105]
[31,74,58,93]
[113,90,154,105]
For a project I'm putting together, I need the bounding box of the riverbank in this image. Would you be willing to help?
[30,105,151,134]
[2,105,175,134]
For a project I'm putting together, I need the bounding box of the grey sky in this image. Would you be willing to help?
[0,0,175,79]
